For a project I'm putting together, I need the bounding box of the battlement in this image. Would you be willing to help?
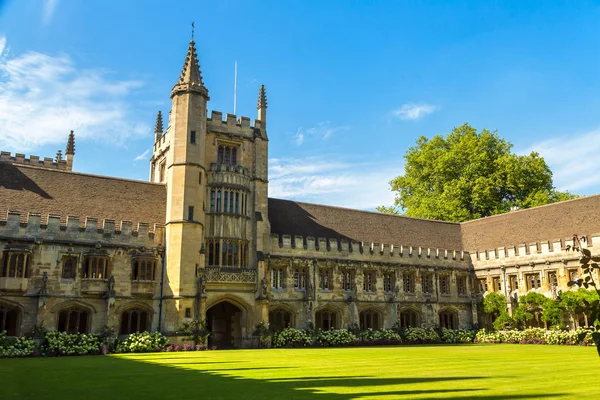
[269,233,470,267]
[207,110,263,137]
[0,210,164,247]
[0,151,68,170]
[470,233,600,266]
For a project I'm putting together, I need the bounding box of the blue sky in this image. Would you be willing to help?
[1,1,600,210]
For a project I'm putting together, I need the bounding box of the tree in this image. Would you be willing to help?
[180,319,210,347]
[378,123,577,222]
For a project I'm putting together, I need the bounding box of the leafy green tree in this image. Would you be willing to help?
[481,292,517,330]
[180,319,210,346]
[378,123,577,221]
[559,288,599,326]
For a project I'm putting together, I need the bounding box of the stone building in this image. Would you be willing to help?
[1,39,599,347]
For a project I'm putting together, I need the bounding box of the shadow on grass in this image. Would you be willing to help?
[2,355,569,400]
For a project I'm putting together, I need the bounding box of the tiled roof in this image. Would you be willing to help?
[461,194,600,251]
[268,198,463,250]
[0,162,166,227]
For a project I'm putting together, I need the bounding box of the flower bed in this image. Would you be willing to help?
[0,332,36,358]
[475,328,595,346]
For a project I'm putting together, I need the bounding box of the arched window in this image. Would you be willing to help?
[217,145,239,166]
[57,307,90,334]
[360,309,381,330]
[269,309,293,332]
[0,303,21,336]
[2,251,31,278]
[82,256,109,280]
[439,311,458,329]
[398,309,420,328]
[120,308,151,334]
[62,257,77,280]
[315,309,339,330]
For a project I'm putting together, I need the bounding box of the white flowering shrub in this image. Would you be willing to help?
[314,329,359,347]
[475,328,595,346]
[360,328,403,345]
[403,327,441,344]
[272,328,312,348]
[42,331,102,356]
[116,332,169,353]
[439,328,477,343]
[0,332,36,358]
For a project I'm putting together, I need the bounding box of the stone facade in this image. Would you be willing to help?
[1,39,599,347]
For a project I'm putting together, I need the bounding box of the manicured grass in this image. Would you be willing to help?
[2,344,598,399]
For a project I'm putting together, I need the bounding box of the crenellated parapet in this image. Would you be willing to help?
[207,111,264,138]
[470,234,600,269]
[0,210,164,248]
[269,233,470,268]
[0,151,68,170]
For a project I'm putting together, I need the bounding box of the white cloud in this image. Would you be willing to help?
[133,149,150,162]
[269,157,401,210]
[289,121,350,146]
[0,36,6,57]
[526,129,600,194]
[0,38,149,152]
[42,0,59,26]
[392,103,437,120]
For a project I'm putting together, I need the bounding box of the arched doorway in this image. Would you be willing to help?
[206,301,243,348]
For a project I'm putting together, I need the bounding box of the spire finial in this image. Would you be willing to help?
[176,39,204,85]
[257,84,267,110]
[66,130,75,155]
[191,22,195,41]
[55,150,63,162]
[154,111,164,141]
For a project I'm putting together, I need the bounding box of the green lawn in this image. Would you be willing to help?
[2,344,598,399]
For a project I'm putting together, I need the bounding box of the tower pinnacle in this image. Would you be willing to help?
[66,130,75,155]
[171,39,209,98]
[257,84,267,110]
[154,111,164,142]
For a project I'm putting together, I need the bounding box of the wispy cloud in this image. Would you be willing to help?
[133,149,150,162]
[525,129,600,194]
[42,0,59,26]
[269,156,401,209]
[0,36,6,57]
[392,103,437,120]
[289,121,350,146]
[0,36,149,152]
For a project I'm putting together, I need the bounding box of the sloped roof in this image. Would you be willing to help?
[0,162,166,227]
[268,198,463,250]
[461,194,600,251]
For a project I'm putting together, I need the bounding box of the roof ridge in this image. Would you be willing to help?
[460,193,600,225]
[10,163,166,187]
[267,197,461,226]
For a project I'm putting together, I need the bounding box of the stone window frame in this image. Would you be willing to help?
[0,301,22,336]
[363,270,376,293]
[206,239,248,268]
[315,308,339,330]
[132,257,158,282]
[271,267,285,290]
[359,308,382,330]
[217,144,239,166]
[422,273,434,295]
[1,248,32,279]
[341,269,355,292]
[318,268,333,291]
[57,306,91,334]
[439,309,458,329]
[508,274,519,292]
[402,272,415,294]
[478,278,488,293]
[457,275,467,296]
[398,308,420,328]
[568,268,580,284]
[269,308,294,332]
[61,254,79,280]
[82,254,110,280]
[492,276,502,293]
[383,271,395,294]
[209,188,246,216]
[120,306,152,335]
[439,274,451,296]
[525,273,542,290]
[547,270,559,288]
[293,267,307,290]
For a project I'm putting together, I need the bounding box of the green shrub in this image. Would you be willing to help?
[403,327,441,344]
[360,328,402,345]
[314,329,359,347]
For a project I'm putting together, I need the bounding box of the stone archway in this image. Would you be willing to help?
[206,301,243,348]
